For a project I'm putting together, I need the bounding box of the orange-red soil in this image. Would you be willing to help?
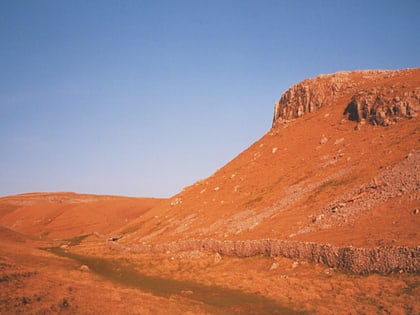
[1,69,419,314]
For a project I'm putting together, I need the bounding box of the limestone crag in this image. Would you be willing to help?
[272,69,420,127]
[344,86,420,126]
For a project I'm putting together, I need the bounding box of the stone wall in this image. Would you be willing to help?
[108,239,420,275]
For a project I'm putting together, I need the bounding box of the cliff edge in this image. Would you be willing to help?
[273,69,420,128]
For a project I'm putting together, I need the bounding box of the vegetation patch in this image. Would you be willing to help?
[62,234,91,246]
[306,177,355,204]
[42,247,305,315]
[243,196,263,208]
[403,279,420,295]
[120,224,141,235]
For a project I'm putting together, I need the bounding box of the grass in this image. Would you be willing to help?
[62,234,91,246]
[42,247,307,315]
[243,196,263,208]
[403,279,420,295]
[120,224,141,235]
[305,177,355,204]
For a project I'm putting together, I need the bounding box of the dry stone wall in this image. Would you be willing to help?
[108,239,420,275]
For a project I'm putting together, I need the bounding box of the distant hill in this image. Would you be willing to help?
[0,192,164,238]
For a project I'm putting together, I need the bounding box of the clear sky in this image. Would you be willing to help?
[1,0,419,198]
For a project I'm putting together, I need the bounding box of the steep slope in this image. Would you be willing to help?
[0,192,164,238]
[116,69,420,251]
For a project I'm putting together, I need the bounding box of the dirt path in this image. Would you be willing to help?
[44,247,303,315]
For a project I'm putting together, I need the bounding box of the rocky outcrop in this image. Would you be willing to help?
[272,69,420,127]
[344,86,420,126]
[108,239,420,275]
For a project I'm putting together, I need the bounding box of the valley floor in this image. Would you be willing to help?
[2,232,419,315]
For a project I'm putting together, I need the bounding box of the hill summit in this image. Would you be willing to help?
[273,69,420,127]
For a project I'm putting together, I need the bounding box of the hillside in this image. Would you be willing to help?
[0,192,164,238]
[115,68,420,250]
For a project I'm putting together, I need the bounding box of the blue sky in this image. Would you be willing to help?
[1,0,419,198]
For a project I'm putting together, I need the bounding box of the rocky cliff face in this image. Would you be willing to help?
[344,85,420,126]
[272,69,420,128]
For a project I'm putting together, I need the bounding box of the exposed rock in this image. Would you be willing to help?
[61,298,69,308]
[170,198,182,206]
[344,86,420,126]
[269,262,279,271]
[213,252,222,264]
[334,138,344,145]
[176,250,204,260]
[319,135,328,145]
[272,69,420,128]
[319,149,420,228]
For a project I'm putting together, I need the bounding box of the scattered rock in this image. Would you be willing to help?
[79,265,90,272]
[334,138,344,145]
[320,135,328,145]
[272,147,278,154]
[109,236,122,242]
[22,296,30,305]
[61,298,69,308]
[170,198,182,206]
[413,208,419,215]
[269,262,279,271]
[214,253,222,264]
[176,250,204,260]
[312,214,324,223]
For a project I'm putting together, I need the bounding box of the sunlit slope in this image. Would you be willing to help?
[117,69,420,247]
